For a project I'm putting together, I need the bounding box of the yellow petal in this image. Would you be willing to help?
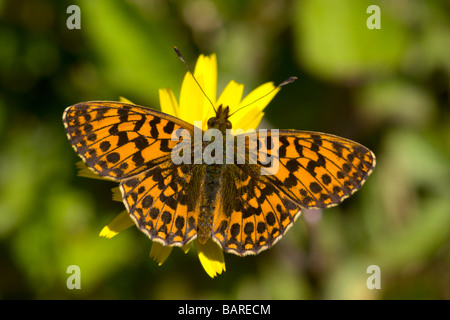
[76,161,112,181]
[149,242,173,266]
[195,54,217,122]
[217,80,244,113]
[99,210,135,239]
[159,88,179,117]
[223,82,279,130]
[181,242,192,254]
[179,54,217,126]
[196,54,217,104]
[119,97,134,104]
[179,72,205,126]
[239,82,280,113]
[194,239,226,278]
[233,107,265,131]
[111,186,122,202]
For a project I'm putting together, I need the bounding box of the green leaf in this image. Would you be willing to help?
[293,0,408,81]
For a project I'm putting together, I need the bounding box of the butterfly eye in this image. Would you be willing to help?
[226,120,232,129]
[207,117,215,128]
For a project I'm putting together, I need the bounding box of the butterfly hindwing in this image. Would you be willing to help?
[212,164,301,256]
[120,161,201,246]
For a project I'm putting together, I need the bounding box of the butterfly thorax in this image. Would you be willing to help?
[206,105,232,133]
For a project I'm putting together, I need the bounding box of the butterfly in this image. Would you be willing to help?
[63,99,375,256]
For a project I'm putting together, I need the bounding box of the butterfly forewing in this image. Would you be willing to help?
[63,101,194,180]
[257,130,375,209]
[120,161,200,246]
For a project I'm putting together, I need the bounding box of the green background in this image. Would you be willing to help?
[0,0,449,299]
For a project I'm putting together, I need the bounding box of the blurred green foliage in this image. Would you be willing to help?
[0,0,449,299]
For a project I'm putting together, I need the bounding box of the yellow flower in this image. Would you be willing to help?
[99,52,281,278]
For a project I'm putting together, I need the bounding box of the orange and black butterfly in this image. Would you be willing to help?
[63,95,375,256]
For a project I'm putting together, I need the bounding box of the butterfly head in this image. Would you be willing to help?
[207,105,232,132]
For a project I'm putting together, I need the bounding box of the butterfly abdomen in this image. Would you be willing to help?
[197,163,224,243]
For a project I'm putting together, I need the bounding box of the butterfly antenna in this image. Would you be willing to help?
[228,76,297,118]
[174,47,217,113]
